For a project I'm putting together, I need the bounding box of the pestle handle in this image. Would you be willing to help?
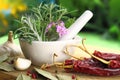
[58,10,93,40]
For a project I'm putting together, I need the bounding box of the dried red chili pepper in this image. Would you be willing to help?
[43,51,120,76]
[108,60,120,69]
[93,50,120,61]
[65,44,120,69]
[64,58,120,76]
[93,50,120,69]
[44,39,120,76]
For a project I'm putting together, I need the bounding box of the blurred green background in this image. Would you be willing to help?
[0,0,120,49]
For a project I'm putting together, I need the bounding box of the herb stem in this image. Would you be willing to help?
[49,4,52,22]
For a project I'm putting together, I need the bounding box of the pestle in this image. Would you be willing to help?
[58,10,93,41]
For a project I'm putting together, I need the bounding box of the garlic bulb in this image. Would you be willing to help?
[0,31,23,56]
[14,57,31,70]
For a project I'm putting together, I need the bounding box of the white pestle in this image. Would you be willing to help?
[58,10,93,41]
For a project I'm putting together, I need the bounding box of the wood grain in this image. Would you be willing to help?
[0,72,16,80]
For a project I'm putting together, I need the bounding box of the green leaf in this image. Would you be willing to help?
[109,0,120,21]
[7,57,15,64]
[0,53,9,63]
[34,68,58,80]
[16,74,31,80]
[109,25,119,34]
[56,74,73,80]
[56,74,80,80]
[0,62,15,71]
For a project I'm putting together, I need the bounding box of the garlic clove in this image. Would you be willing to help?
[14,57,31,70]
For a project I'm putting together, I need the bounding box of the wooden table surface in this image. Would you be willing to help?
[0,72,16,80]
[1,66,120,80]
[0,45,120,80]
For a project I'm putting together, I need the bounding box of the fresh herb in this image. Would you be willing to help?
[16,74,31,80]
[16,67,80,80]
[0,53,9,63]
[14,3,75,42]
[0,62,15,71]
[0,54,15,72]
[56,74,76,80]
[34,68,58,80]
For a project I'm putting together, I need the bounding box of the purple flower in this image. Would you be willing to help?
[56,21,67,37]
[45,21,67,38]
[45,22,55,33]
[59,21,65,27]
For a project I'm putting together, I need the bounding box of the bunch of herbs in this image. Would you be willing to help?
[14,3,75,42]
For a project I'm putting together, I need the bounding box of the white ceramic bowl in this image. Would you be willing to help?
[19,37,81,66]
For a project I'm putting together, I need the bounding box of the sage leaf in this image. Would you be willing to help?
[34,68,58,80]
[56,74,73,80]
[7,57,14,64]
[0,62,15,71]
[0,53,9,63]
[16,74,31,80]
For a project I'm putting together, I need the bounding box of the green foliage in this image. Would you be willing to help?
[58,0,120,41]
[24,0,40,7]
[108,25,120,40]
[14,3,75,42]
[1,0,120,41]
[0,54,15,72]
[58,0,103,16]
[109,0,120,23]
[16,74,31,80]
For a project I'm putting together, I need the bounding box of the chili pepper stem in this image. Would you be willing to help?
[41,53,73,69]
[81,39,110,64]
[65,39,110,65]
[41,62,73,69]
[64,49,82,60]
[53,53,58,64]
[56,65,73,68]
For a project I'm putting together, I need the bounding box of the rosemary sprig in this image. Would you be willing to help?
[14,3,75,42]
